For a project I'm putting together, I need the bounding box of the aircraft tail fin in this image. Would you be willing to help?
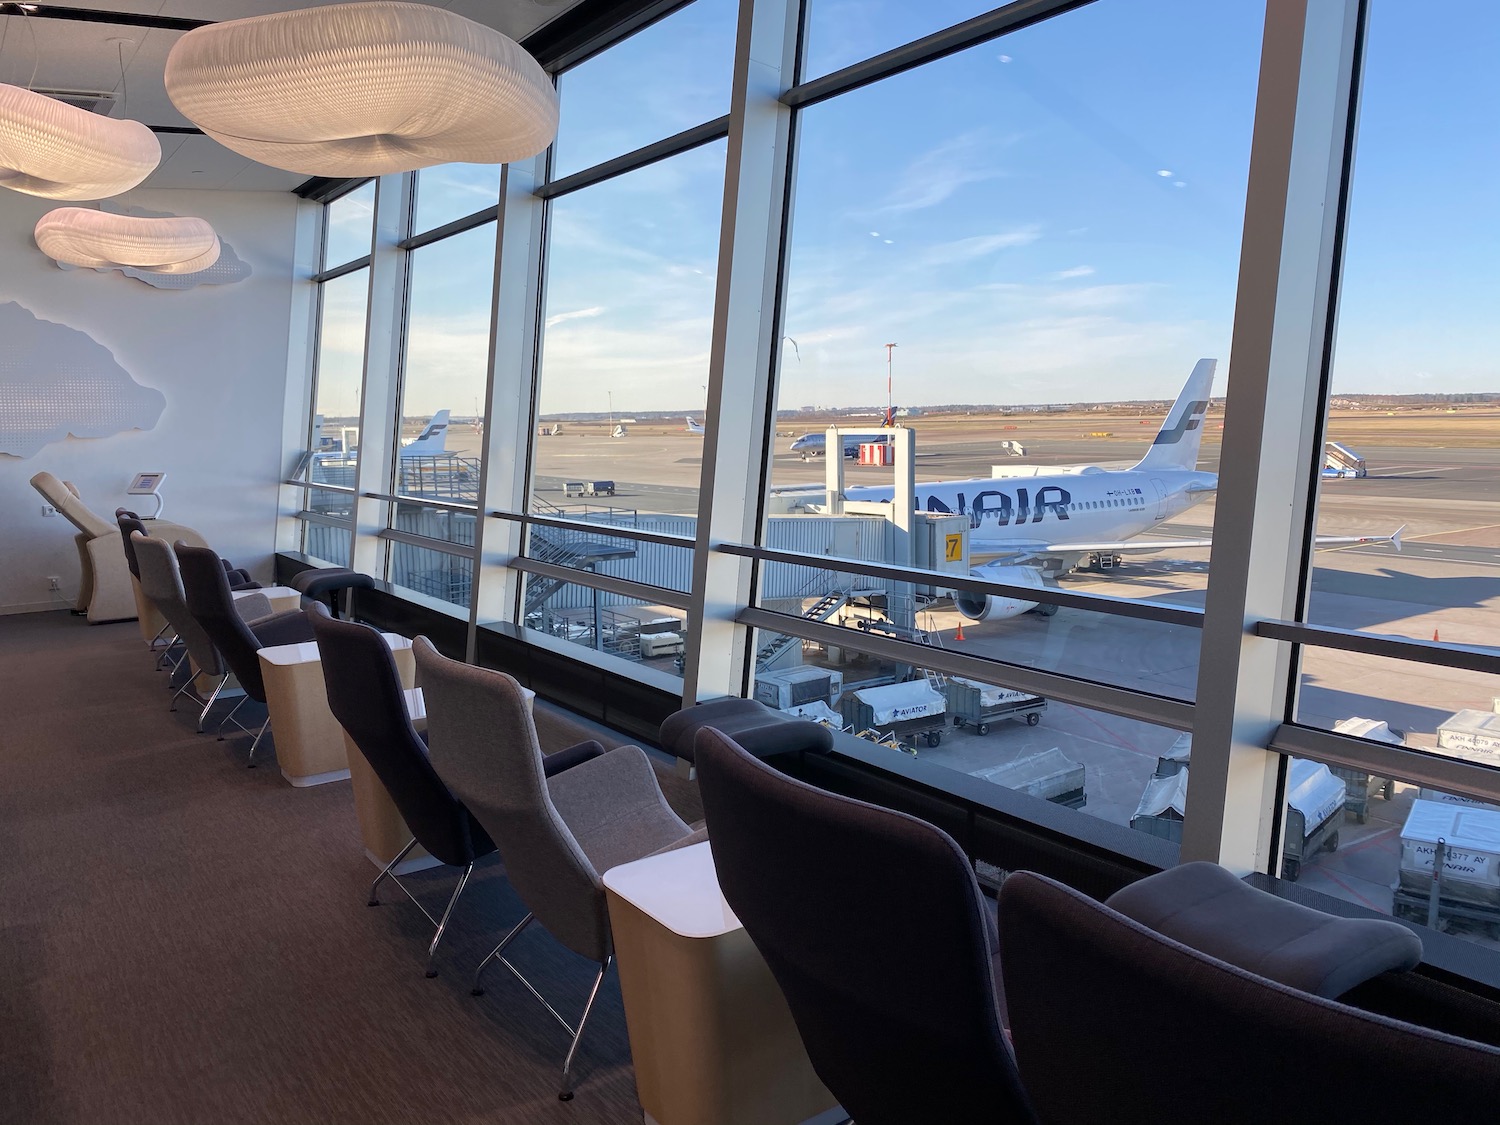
[1131,359,1216,473]
[403,409,450,455]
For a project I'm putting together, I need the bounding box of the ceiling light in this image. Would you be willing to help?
[163,1,558,177]
[0,83,160,199]
[35,207,221,274]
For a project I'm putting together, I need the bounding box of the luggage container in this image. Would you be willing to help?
[975,748,1085,809]
[840,681,947,750]
[1329,717,1400,822]
[1437,708,1500,766]
[1281,759,1347,881]
[1131,769,1188,843]
[755,667,843,711]
[945,677,1045,735]
[1392,799,1500,929]
[1154,732,1193,779]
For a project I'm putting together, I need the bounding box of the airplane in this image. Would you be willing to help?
[400,409,453,457]
[789,407,898,459]
[686,416,706,435]
[802,359,1399,622]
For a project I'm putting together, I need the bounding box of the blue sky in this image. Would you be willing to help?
[322,0,1497,418]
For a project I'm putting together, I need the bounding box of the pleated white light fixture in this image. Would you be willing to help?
[0,83,161,200]
[35,208,221,274]
[163,1,559,177]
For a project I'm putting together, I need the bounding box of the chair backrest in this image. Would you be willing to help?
[117,513,149,579]
[175,542,269,702]
[132,533,222,677]
[693,728,1035,1125]
[412,637,608,961]
[312,613,491,868]
[30,470,114,539]
[998,871,1500,1124]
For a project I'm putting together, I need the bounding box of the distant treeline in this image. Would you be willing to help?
[1331,393,1500,406]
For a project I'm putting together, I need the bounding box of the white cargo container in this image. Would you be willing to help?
[1328,717,1401,822]
[1394,799,1500,923]
[1437,709,1500,764]
[1281,759,1347,881]
[754,666,844,711]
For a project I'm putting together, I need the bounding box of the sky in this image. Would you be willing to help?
[317,0,1499,418]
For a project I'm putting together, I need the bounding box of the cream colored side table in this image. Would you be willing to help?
[234,585,303,615]
[257,634,414,788]
[603,842,837,1125]
[346,683,535,873]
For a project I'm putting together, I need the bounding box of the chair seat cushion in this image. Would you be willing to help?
[1106,861,1422,998]
[660,697,834,763]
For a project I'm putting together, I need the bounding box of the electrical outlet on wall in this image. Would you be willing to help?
[47,577,61,591]
[41,504,56,517]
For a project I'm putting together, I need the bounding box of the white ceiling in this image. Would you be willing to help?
[0,0,584,191]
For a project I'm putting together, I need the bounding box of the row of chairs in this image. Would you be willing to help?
[311,613,704,1100]
[693,730,1500,1123]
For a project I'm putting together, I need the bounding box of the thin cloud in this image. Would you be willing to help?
[545,306,606,329]
[1051,265,1095,280]
[919,227,1041,268]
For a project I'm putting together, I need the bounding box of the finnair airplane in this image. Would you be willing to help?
[821,359,1399,621]
[790,430,892,460]
[686,416,706,435]
[400,410,453,458]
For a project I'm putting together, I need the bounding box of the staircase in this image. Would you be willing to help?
[756,571,853,671]
[522,520,640,617]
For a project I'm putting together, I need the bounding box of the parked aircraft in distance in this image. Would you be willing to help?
[803,360,1399,621]
[400,410,454,457]
[686,417,705,435]
[789,408,898,459]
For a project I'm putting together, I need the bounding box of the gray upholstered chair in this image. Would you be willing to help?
[133,533,275,730]
[999,870,1500,1124]
[412,637,702,1100]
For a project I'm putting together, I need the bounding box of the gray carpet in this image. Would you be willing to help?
[0,610,701,1125]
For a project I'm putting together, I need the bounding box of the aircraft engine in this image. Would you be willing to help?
[952,563,1047,622]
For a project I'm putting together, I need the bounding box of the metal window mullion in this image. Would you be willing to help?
[296,511,352,529]
[1271,723,1500,806]
[491,509,697,550]
[311,254,373,283]
[279,198,326,559]
[782,0,1094,111]
[1184,0,1363,875]
[378,528,478,559]
[1256,619,1500,675]
[399,205,501,251]
[349,173,415,581]
[537,116,731,200]
[469,154,551,658]
[365,491,478,514]
[510,557,693,612]
[738,606,1194,730]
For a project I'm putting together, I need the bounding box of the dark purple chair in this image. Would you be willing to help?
[694,727,1036,1125]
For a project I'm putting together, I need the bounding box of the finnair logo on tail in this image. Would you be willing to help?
[1152,401,1209,446]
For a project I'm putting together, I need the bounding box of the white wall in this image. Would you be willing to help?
[0,188,301,615]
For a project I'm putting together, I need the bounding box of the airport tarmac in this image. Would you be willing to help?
[469,408,1500,939]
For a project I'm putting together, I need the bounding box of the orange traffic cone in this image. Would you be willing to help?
[1433,629,1440,642]
[955,622,966,642]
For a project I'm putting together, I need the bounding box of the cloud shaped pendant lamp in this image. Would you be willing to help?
[163,1,559,177]
[35,208,221,274]
[0,84,161,200]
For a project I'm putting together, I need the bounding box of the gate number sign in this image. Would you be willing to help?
[945,533,963,562]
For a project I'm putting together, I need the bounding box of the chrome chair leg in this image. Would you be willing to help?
[368,837,420,906]
[196,673,230,731]
[215,695,250,738]
[558,957,613,1102]
[471,912,535,998]
[425,862,474,978]
[245,717,271,767]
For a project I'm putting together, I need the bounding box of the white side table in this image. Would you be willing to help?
[257,634,414,787]
[603,842,837,1125]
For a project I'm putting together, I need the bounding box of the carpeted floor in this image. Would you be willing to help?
[0,610,702,1125]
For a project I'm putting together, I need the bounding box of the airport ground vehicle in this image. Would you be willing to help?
[945,677,1045,735]
[1280,759,1348,881]
[975,748,1085,809]
[563,480,615,497]
[841,681,947,750]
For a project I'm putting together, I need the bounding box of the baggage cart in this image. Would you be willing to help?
[1391,799,1500,930]
[945,677,1045,735]
[1329,718,1399,822]
[841,681,947,751]
[976,748,1085,809]
[1131,769,1188,843]
[1281,759,1347,881]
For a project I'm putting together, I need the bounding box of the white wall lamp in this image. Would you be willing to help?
[35,207,221,274]
[0,83,160,199]
[163,1,559,178]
